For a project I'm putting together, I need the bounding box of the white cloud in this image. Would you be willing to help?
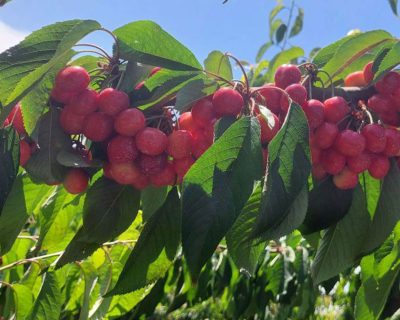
[0,20,28,52]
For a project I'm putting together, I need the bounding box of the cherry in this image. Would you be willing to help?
[178,112,197,131]
[285,84,307,106]
[51,86,75,104]
[110,162,141,185]
[323,97,350,124]
[379,111,400,126]
[136,127,168,156]
[131,172,150,190]
[257,113,280,143]
[107,135,138,163]
[361,124,387,153]
[274,64,302,89]
[302,99,324,129]
[103,162,113,179]
[167,130,193,159]
[63,168,89,194]
[173,157,195,178]
[82,112,114,142]
[59,105,86,134]
[55,66,90,94]
[333,167,359,190]
[114,108,146,137]
[347,152,371,174]
[344,71,367,87]
[191,130,212,158]
[7,103,26,135]
[314,122,339,149]
[19,140,31,167]
[212,87,244,116]
[383,128,400,156]
[375,71,400,95]
[191,97,216,127]
[312,164,327,181]
[98,88,130,116]
[256,86,284,115]
[368,155,390,179]
[367,94,392,114]
[150,67,161,76]
[150,162,176,187]
[363,61,374,84]
[138,153,167,175]
[67,88,98,115]
[2,118,10,128]
[391,87,400,111]
[321,148,346,175]
[334,130,366,157]
[310,145,322,165]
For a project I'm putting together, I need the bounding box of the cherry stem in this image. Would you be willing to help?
[75,50,110,60]
[203,70,234,86]
[317,70,335,97]
[99,28,120,62]
[359,101,374,124]
[74,43,112,60]
[225,53,250,93]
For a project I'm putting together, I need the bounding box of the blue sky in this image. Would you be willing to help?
[0,0,398,65]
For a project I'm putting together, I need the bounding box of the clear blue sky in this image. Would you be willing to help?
[0,0,398,65]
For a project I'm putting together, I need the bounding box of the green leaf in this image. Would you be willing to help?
[312,36,352,67]
[204,51,233,80]
[57,177,140,266]
[0,19,101,122]
[0,0,12,6]
[269,19,284,43]
[175,78,218,112]
[141,185,169,221]
[79,261,98,320]
[265,47,304,82]
[108,188,181,296]
[29,272,62,320]
[255,42,272,63]
[113,21,202,71]
[289,8,304,37]
[374,41,400,81]
[117,61,153,93]
[24,109,72,184]
[182,117,263,277]
[226,183,265,275]
[388,0,398,15]
[360,172,381,217]
[254,103,310,240]
[0,128,19,211]
[11,284,35,320]
[56,150,102,168]
[311,186,371,284]
[275,24,287,44]
[269,3,285,25]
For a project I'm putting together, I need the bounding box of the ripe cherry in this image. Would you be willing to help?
[274,64,301,89]
[191,130,212,158]
[375,71,400,95]
[107,135,138,163]
[347,152,371,174]
[383,128,400,156]
[178,112,197,131]
[323,97,350,124]
[334,130,366,157]
[138,153,167,175]
[361,124,387,153]
[379,111,400,127]
[167,130,193,159]
[312,164,327,181]
[67,88,98,115]
[59,106,86,134]
[333,167,359,190]
[7,103,26,135]
[173,157,195,178]
[83,112,114,142]
[55,66,90,94]
[51,86,75,104]
[191,98,216,127]
[103,162,113,179]
[321,148,346,175]
[256,85,283,115]
[344,71,367,87]
[110,162,141,185]
[136,127,168,156]
[368,94,392,114]
[19,140,31,166]
[314,122,339,149]
[131,172,150,190]
[150,162,176,187]
[302,99,324,129]
[98,88,130,116]
[63,168,89,194]
[150,67,161,76]
[257,113,280,143]
[285,84,307,106]
[212,87,244,116]
[363,61,374,84]
[114,108,146,137]
[310,145,322,165]
[368,155,390,179]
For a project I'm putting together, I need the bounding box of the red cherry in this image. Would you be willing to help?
[361,124,387,153]
[178,112,198,131]
[67,88,98,115]
[131,172,150,190]
[138,153,167,175]
[391,87,400,111]
[167,130,193,159]
[363,62,374,84]
[383,128,400,156]
[321,148,346,175]
[375,71,400,95]
[368,94,392,114]
[110,162,141,185]
[302,99,324,129]
[311,145,322,165]
[334,130,366,157]
[212,87,244,117]
[191,98,216,127]
[344,71,367,87]
[173,157,195,178]
[7,103,26,135]
[257,113,280,143]
[285,84,307,105]
[368,155,390,179]
[103,162,113,179]
[256,85,284,115]
[347,152,371,174]
[314,122,339,149]
[63,169,89,194]
[191,130,212,159]
[150,162,176,187]
[2,118,10,128]
[59,105,86,134]
[312,164,327,180]
[333,167,359,190]
[114,108,146,137]
[19,140,31,167]
[274,64,301,89]
[51,86,75,104]
[98,88,130,116]
[55,66,90,94]
[136,127,168,156]
[150,67,161,76]
[107,135,138,163]
[379,111,400,127]
[323,97,350,124]
[83,112,114,142]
